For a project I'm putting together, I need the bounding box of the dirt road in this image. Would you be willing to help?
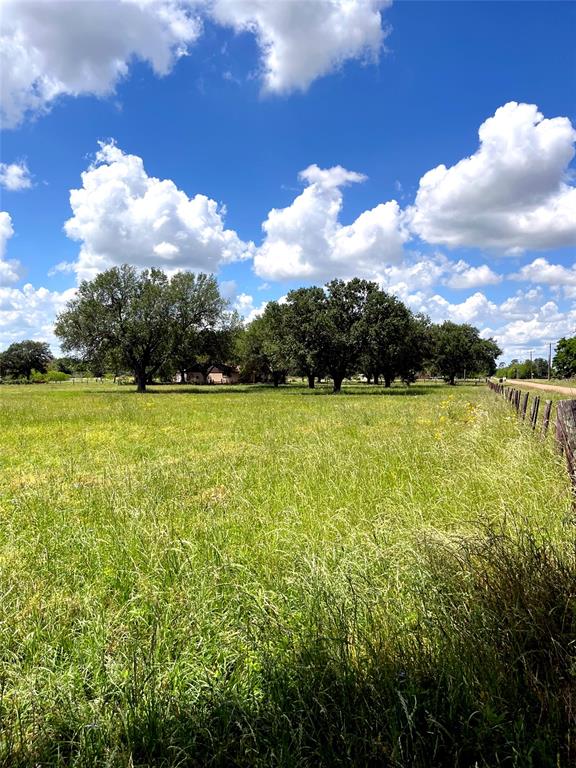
[505,379,576,396]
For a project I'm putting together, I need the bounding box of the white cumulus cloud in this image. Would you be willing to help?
[499,288,544,319]
[373,253,503,298]
[511,257,576,287]
[413,291,500,326]
[0,283,76,351]
[445,261,502,290]
[0,213,14,261]
[409,102,576,252]
[0,0,202,127]
[64,141,252,282]
[254,164,408,281]
[209,0,389,94]
[0,161,32,190]
[0,212,22,285]
[403,285,576,360]
[484,302,576,360]
[1,0,391,127]
[232,291,269,323]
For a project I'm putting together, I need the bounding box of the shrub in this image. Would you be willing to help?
[45,370,70,382]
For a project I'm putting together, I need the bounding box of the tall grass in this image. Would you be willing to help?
[0,383,573,766]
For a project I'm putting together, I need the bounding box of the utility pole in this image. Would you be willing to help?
[548,342,552,381]
[530,349,534,379]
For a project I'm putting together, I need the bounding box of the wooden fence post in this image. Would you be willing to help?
[530,396,540,430]
[556,401,576,498]
[521,392,529,420]
[542,400,553,437]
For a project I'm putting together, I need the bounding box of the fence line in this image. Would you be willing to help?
[488,381,552,434]
[487,380,576,500]
[556,401,576,494]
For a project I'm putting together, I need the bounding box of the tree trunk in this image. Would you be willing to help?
[373,373,379,385]
[384,375,392,388]
[448,373,456,385]
[272,372,279,387]
[135,370,147,393]
[332,374,343,393]
[180,369,187,384]
[365,372,372,384]
[307,373,315,389]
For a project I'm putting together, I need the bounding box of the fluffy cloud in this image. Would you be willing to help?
[209,0,389,93]
[0,213,14,262]
[0,161,32,190]
[0,0,201,127]
[370,254,504,303]
[232,292,269,323]
[403,285,575,359]
[1,0,391,126]
[484,302,576,359]
[445,261,502,290]
[254,164,408,281]
[499,288,544,319]
[408,291,500,326]
[511,257,576,288]
[64,141,252,282]
[0,283,76,351]
[0,216,73,350]
[252,102,576,284]
[0,212,22,285]
[409,102,576,252]
[232,290,291,323]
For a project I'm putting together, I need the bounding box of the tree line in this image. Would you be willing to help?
[1,265,504,392]
[241,279,501,391]
[495,357,550,380]
[495,338,576,381]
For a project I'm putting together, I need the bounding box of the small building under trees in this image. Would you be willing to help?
[207,364,240,384]
[174,364,206,384]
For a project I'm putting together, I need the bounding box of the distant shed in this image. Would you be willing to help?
[207,364,240,384]
[175,364,206,384]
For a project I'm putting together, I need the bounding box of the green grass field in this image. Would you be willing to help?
[0,383,573,766]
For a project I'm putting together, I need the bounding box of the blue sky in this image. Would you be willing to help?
[1,0,575,362]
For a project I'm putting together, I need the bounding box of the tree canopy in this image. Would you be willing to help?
[431,322,502,385]
[230,279,500,392]
[553,337,576,378]
[54,265,229,392]
[237,279,496,392]
[359,292,431,387]
[0,340,53,380]
[322,278,379,392]
[240,302,292,386]
[283,286,329,388]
